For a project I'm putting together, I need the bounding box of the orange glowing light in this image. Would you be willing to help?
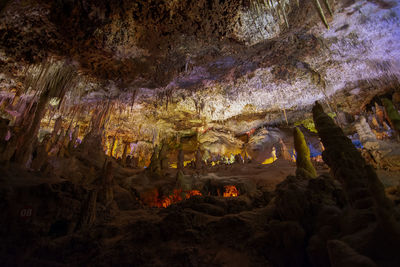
[143,188,203,208]
[186,190,202,198]
[223,185,239,197]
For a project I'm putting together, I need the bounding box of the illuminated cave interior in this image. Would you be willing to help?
[1,0,400,266]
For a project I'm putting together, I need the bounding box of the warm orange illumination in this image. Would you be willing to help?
[223,185,239,197]
[142,188,203,208]
[185,190,202,198]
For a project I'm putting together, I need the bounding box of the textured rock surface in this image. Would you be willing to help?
[0,1,400,266]
[0,0,399,146]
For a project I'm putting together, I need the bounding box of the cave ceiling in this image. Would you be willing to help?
[0,0,400,145]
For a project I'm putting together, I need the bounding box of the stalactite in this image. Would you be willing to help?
[277,0,289,28]
[15,88,51,164]
[323,0,333,16]
[109,135,117,157]
[13,60,76,166]
[121,142,128,166]
[68,125,79,152]
[311,0,329,28]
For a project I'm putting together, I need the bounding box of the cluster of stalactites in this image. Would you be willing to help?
[250,0,332,28]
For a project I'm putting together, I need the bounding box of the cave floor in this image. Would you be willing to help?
[1,161,400,266]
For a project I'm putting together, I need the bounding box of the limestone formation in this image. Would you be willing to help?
[312,101,400,265]
[68,125,79,153]
[31,134,51,171]
[382,98,400,134]
[121,142,128,167]
[293,127,317,178]
[76,189,97,231]
[159,142,169,170]
[195,148,203,170]
[375,102,385,127]
[103,160,114,205]
[355,115,400,170]
[0,1,400,266]
[175,170,191,191]
[52,117,62,137]
[148,145,162,177]
[279,138,292,161]
[177,149,184,170]
[355,116,377,145]
[327,240,377,267]
[0,118,9,151]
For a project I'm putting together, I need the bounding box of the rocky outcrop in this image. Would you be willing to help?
[312,101,400,266]
[327,240,377,267]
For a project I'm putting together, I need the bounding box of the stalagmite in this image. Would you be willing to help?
[76,189,97,230]
[195,148,203,170]
[312,101,400,261]
[177,149,184,170]
[148,145,162,177]
[234,153,244,164]
[375,102,385,126]
[58,130,71,158]
[382,98,400,133]
[279,138,292,161]
[175,170,189,191]
[31,134,51,171]
[159,142,169,170]
[102,160,114,205]
[121,142,128,167]
[355,116,377,145]
[293,127,317,178]
[0,118,9,149]
[327,240,377,267]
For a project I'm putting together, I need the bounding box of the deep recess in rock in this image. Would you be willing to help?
[1,0,400,266]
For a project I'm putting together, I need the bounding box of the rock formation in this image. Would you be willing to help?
[293,127,317,178]
[148,145,162,177]
[382,98,400,134]
[177,149,184,171]
[312,101,400,266]
[0,0,399,266]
